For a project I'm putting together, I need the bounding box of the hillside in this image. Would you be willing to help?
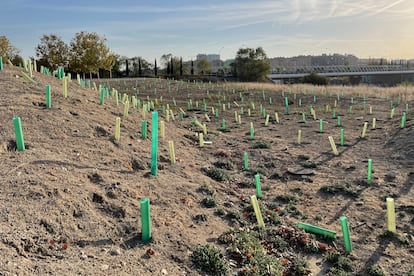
[0,64,413,275]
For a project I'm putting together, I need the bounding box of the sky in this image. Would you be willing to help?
[1,0,414,62]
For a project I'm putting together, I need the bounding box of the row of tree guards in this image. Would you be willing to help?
[9,62,409,245]
[83,71,407,250]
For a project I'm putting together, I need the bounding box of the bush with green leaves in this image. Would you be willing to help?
[191,244,230,276]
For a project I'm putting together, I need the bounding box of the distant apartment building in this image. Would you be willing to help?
[196,54,220,62]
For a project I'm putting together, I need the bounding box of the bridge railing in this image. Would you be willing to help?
[271,64,412,74]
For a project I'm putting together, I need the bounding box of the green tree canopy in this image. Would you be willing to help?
[131,57,152,76]
[196,59,211,75]
[0,36,20,63]
[69,31,113,76]
[232,47,270,81]
[35,34,69,70]
[160,53,172,69]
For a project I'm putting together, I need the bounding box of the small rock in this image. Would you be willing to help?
[80,252,87,260]
[110,248,121,256]
[161,268,168,275]
[223,202,234,208]
[386,171,396,181]
[101,264,109,271]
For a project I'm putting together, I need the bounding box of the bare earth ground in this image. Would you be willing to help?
[0,64,413,275]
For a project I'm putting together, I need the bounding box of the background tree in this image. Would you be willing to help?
[197,59,211,75]
[69,31,112,79]
[154,59,158,76]
[160,53,172,69]
[302,72,328,85]
[131,57,151,76]
[35,34,69,71]
[138,58,142,77]
[0,36,20,63]
[232,47,270,81]
[100,52,116,78]
[11,55,24,67]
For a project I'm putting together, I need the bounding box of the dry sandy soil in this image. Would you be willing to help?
[0,64,413,275]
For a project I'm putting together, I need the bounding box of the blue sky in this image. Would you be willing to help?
[1,0,413,62]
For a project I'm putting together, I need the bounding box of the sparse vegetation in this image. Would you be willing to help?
[213,160,234,170]
[324,252,354,274]
[367,264,385,276]
[252,140,271,149]
[197,184,216,196]
[291,256,311,275]
[320,183,360,198]
[204,167,230,182]
[201,196,217,208]
[191,244,230,275]
[1,61,413,275]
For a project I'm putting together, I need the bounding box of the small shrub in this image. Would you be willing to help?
[247,250,282,276]
[367,265,385,276]
[324,252,353,273]
[197,184,216,196]
[336,256,353,271]
[297,154,310,161]
[324,252,340,263]
[328,267,351,276]
[191,244,230,275]
[264,209,282,225]
[251,140,271,149]
[291,256,311,275]
[226,210,241,220]
[265,230,289,250]
[320,184,360,198]
[275,194,299,204]
[204,167,230,182]
[215,208,226,217]
[213,160,234,170]
[201,196,217,208]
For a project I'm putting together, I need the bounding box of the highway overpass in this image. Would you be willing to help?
[267,65,414,85]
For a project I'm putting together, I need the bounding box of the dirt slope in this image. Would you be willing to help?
[0,64,413,275]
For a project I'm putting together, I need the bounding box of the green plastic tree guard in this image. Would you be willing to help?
[243,152,249,170]
[13,117,25,151]
[297,222,336,238]
[99,87,105,105]
[151,112,159,176]
[142,120,147,139]
[367,159,373,184]
[255,174,262,198]
[340,216,352,253]
[285,97,289,114]
[140,198,151,241]
[46,84,51,109]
